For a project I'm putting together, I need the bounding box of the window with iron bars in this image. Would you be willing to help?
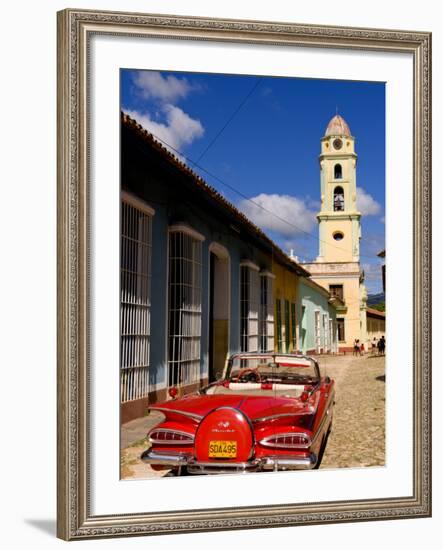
[240,264,259,353]
[259,273,274,352]
[329,318,335,353]
[168,229,203,388]
[120,198,153,403]
[315,310,321,353]
[323,313,329,351]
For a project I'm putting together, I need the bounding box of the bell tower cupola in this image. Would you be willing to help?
[317,114,361,263]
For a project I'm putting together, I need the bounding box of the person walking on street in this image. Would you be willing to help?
[378,335,386,356]
[353,339,359,356]
[371,337,378,356]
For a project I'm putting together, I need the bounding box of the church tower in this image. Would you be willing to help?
[317,115,361,263]
[302,114,367,352]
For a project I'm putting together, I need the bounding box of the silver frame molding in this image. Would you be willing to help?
[57,8,431,541]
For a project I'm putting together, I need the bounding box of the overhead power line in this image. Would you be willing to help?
[138,127,380,261]
[190,77,263,165]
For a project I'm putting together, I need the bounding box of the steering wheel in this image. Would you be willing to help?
[231,368,262,383]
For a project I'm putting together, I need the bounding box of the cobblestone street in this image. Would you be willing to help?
[319,353,385,469]
[121,353,385,480]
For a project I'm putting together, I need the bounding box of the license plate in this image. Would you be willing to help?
[208,440,237,458]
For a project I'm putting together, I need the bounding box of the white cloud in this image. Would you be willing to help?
[362,262,383,282]
[124,105,204,152]
[360,232,385,257]
[132,71,195,102]
[361,262,385,294]
[357,187,381,216]
[238,193,316,237]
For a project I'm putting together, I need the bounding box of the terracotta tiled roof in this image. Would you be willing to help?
[122,112,311,278]
[325,114,352,137]
[366,307,385,319]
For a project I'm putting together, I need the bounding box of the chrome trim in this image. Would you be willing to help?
[252,411,311,423]
[259,432,312,449]
[142,450,318,472]
[140,449,191,466]
[187,458,262,474]
[148,428,195,445]
[148,407,203,421]
[260,454,317,470]
[310,397,335,445]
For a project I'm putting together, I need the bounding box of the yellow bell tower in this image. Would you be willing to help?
[302,114,367,352]
[317,115,361,262]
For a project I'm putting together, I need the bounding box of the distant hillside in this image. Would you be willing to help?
[367,292,385,307]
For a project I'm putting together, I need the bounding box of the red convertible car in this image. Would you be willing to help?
[141,353,335,475]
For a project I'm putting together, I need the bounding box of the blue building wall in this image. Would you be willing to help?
[123,133,274,393]
[121,119,338,420]
[146,203,273,390]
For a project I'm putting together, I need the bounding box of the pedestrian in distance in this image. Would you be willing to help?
[377,335,386,356]
[371,337,378,356]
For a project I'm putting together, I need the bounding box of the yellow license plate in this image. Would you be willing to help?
[208,440,237,458]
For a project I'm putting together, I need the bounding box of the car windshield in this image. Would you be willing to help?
[226,354,319,385]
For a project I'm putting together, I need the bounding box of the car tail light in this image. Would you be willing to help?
[168,386,178,398]
[300,391,309,402]
[260,433,311,449]
[149,429,194,445]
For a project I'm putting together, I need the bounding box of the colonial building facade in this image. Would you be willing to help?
[120,113,339,422]
[302,115,368,352]
[366,307,386,343]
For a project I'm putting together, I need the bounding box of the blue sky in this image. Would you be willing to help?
[121,69,385,294]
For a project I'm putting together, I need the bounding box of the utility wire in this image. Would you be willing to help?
[138,127,381,261]
[190,77,263,165]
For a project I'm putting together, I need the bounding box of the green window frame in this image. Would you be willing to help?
[284,299,290,352]
[276,299,283,352]
[291,302,296,351]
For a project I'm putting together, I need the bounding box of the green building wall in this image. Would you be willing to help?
[298,278,337,354]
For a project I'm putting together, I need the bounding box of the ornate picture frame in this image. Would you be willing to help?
[57,8,431,540]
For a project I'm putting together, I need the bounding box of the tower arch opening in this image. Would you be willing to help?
[333,186,345,211]
[334,163,343,179]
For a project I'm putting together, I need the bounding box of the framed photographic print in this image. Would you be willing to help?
[57,8,431,540]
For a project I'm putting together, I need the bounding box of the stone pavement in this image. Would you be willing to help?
[120,411,167,480]
[318,353,385,469]
[120,411,164,449]
[120,353,385,479]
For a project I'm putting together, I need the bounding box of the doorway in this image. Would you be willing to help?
[208,244,230,382]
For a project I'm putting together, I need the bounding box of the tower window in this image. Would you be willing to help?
[333,231,344,241]
[329,284,344,301]
[334,163,342,179]
[333,186,345,211]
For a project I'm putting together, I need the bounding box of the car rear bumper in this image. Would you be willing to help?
[141,449,317,473]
